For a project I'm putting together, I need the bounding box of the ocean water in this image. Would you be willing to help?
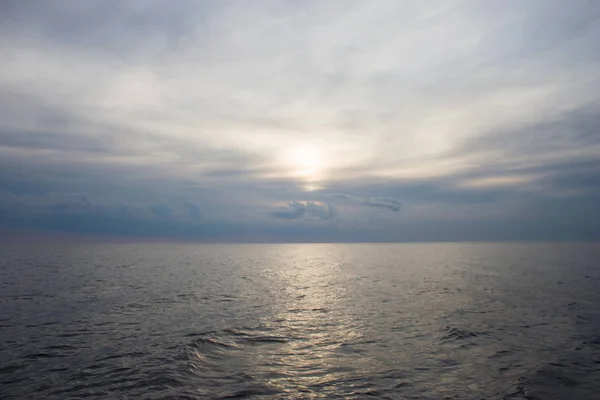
[1,243,599,399]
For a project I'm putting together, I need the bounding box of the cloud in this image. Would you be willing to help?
[50,193,91,214]
[150,204,172,219]
[183,201,201,218]
[0,1,599,241]
[269,201,336,220]
[361,197,401,212]
[330,193,401,211]
[0,191,92,214]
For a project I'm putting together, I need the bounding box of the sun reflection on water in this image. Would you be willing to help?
[185,244,389,398]
[251,245,371,395]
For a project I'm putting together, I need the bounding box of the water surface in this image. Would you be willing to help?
[1,243,599,399]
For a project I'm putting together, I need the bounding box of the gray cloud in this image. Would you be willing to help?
[183,201,201,218]
[330,194,401,212]
[150,204,172,219]
[361,197,401,212]
[0,1,599,241]
[269,201,336,220]
[0,191,92,214]
[0,128,114,154]
[49,193,92,214]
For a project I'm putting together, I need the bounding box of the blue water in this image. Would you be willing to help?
[1,243,599,399]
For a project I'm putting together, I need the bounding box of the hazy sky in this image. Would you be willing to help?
[1,0,599,242]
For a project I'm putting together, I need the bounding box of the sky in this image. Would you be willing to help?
[1,0,599,242]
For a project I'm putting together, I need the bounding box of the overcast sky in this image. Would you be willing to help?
[1,0,599,242]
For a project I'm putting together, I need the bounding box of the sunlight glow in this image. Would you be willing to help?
[281,145,325,191]
[279,144,325,192]
[287,145,323,178]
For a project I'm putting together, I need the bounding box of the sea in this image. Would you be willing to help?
[1,242,599,399]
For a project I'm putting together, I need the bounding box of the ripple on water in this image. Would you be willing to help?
[441,326,490,342]
[2,243,600,399]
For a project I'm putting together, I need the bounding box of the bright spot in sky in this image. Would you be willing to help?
[280,145,326,191]
[286,145,324,179]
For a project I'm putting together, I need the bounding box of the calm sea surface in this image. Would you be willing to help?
[1,243,599,399]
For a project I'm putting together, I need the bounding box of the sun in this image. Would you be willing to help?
[283,145,324,190]
[288,145,322,177]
